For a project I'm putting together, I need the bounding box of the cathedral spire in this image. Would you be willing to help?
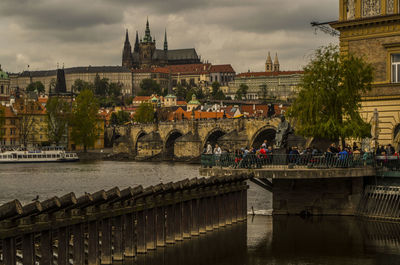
[125,29,130,44]
[265,51,273,72]
[273,52,280,72]
[122,29,133,68]
[164,28,168,51]
[143,17,153,43]
[134,30,139,52]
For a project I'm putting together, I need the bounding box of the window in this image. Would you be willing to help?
[391,54,400,83]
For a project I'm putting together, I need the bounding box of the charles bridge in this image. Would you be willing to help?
[107,117,285,161]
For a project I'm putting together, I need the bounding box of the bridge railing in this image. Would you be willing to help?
[201,153,376,169]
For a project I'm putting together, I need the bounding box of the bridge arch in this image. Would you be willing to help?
[203,128,227,149]
[250,125,277,148]
[134,130,147,154]
[164,129,184,159]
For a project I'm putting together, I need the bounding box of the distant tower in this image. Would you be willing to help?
[273,53,280,72]
[164,29,168,51]
[122,29,133,68]
[139,18,156,67]
[265,52,273,72]
[134,31,140,53]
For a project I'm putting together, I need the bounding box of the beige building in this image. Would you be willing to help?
[227,70,303,101]
[132,67,170,95]
[10,66,133,95]
[0,65,10,97]
[331,0,400,148]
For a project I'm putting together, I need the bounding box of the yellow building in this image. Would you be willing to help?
[331,0,400,148]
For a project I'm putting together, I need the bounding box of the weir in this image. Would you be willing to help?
[0,176,248,265]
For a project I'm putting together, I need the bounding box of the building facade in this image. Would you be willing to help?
[122,19,201,69]
[227,70,303,101]
[0,65,10,97]
[331,0,400,148]
[10,66,133,95]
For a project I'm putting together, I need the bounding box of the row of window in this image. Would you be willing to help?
[0,153,75,159]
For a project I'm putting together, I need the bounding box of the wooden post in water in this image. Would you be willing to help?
[88,221,100,265]
[136,210,146,254]
[73,223,85,265]
[182,198,192,239]
[174,200,183,241]
[22,233,35,265]
[3,237,16,265]
[40,230,53,265]
[218,192,225,228]
[156,204,165,247]
[124,213,136,257]
[165,203,175,244]
[113,215,124,260]
[101,218,112,264]
[146,207,156,250]
[191,196,199,236]
[225,193,232,225]
[199,197,207,233]
[231,191,238,223]
[57,226,69,265]
[206,194,213,232]
[212,195,219,229]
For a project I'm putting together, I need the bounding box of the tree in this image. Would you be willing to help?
[46,97,70,145]
[175,84,187,100]
[235,84,248,100]
[26,81,45,94]
[288,45,373,144]
[134,102,154,123]
[110,111,131,126]
[94,74,109,96]
[72,79,93,92]
[139,79,161,96]
[210,81,226,100]
[259,84,268,102]
[70,89,101,152]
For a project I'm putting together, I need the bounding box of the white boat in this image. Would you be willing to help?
[0,147,79,163]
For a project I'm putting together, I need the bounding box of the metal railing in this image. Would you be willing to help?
[201,153,375,169]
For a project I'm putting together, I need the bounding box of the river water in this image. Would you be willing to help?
[0,161,399,264]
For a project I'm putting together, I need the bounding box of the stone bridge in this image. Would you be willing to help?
[108,117,282,160]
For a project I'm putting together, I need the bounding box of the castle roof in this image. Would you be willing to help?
[209,64,235,73]
[19,66,131,77]
[167,49,199,60]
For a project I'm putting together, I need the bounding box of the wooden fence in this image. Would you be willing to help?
[0,175,248,265]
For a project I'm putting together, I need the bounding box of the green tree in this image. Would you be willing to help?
[288,45,373,144]
[235,84,248,100]
[210,81,226,100]
[110,111,131,126]
[72,79,93,92]
[94,74,109,96]
[70,89,101,152]
[109,82,122,97]
[46,97,70,145]
[175,84,187,100]
[134,102,154,123]
[139,79,161,96]
[259,84,268,102]
[26,81,45,94]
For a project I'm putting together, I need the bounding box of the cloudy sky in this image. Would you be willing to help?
[0,0,338,74]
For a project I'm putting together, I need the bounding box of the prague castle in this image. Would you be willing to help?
[331,0,400,148]
[122,19,201,69]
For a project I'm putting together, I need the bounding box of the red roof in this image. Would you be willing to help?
[132,67,170,74]
[166,64,211,74]
[237,71,303,78]
[209,64,235,73]
[177,100,187,105]
[132,96,152,102]
[168,108,231,120]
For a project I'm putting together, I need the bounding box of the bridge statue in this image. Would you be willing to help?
[275,115,291,149]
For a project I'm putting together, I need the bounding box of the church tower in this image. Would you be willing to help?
[273,53,280,72]
[122,29,133,68]
[265,52,273,72]
[164,29,168,51]
[134,31,139,53]
[139,18,156,68]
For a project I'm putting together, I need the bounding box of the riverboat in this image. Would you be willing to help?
[0,147,79,163]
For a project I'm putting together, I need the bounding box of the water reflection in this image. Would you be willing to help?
[123,216,400,265]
